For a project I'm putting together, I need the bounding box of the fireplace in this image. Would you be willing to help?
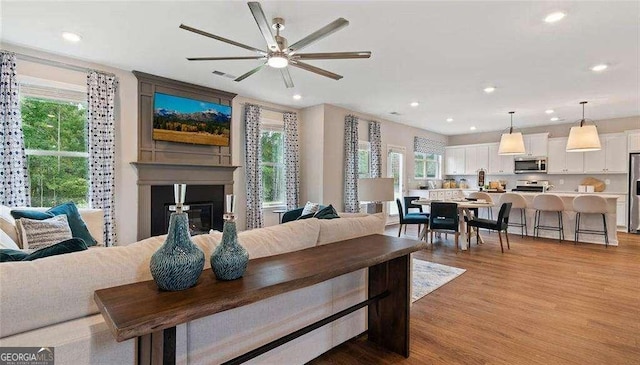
[132,162,238,240]
[151,185,224,236]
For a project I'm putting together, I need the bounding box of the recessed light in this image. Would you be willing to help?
[544,12,566,23]
[483,87,496,94]
[446,118,454,122]
[410,102,419,107]
[550,117,559,121]
[545,109,554,114]
[470,126,477,130]
[591,64,608,72]
[62,32,81,42]
[292,94,302,100]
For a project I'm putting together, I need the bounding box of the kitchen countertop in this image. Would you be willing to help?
[486,191,622,199]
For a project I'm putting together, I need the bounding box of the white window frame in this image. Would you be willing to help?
[414,152,442,180]
[260,122,286,208]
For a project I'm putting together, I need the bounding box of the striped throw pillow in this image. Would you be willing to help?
[16,215,73,251]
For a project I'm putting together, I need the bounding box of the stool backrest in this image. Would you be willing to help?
[532,194,564,211]
[573,195,607,214]
[499,193,527,209]
[469,191,494,204]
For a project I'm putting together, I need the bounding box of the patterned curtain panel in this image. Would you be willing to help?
[0,52,30,207]
[414,136,446,155]
[244,104,264,229]
[343,115,359,213]
[368,121,382,178]
[283,112,299,210]
[87,71,117,246]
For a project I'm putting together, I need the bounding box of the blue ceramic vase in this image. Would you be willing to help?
[150,212,205,291]
[211,219,249,281]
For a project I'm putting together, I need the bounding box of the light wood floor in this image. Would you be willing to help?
[310,226,640,365]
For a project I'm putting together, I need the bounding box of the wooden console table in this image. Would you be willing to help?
[95,234,426,364]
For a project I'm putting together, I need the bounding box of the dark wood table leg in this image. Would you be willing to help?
[138,327,176,365]
[368,254,410,357]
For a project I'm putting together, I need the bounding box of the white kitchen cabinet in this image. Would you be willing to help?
[617,196,626,228]
[523,133,549,157]
[445,147,466,175]
[488,143,514,175]
[628,130,640,152]
[464,145,489,174]
[584,133,628,173]
[547,137,584,174]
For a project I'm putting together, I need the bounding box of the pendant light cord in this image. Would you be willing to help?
[580,101,587,127]
[509,111,515,134]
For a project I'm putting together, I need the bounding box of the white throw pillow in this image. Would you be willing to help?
[17,215,73,250]
[301,201,320,216]
[0,228,20,250]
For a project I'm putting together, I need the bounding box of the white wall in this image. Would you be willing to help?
[5,43,140,245]
[300,103,448,211]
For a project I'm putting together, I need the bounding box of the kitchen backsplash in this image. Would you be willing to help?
[437,173,628,193]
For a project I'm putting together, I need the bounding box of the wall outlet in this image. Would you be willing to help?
[559,179,564,185]
[605,179,610,185]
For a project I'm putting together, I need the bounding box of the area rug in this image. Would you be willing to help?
[412,259,466,303]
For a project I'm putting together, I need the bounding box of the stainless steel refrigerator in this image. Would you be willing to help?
[630,153,640,233]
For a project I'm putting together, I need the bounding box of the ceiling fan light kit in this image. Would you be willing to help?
[498,111,526,155]
[181,1,371,88]
[566,101,602,152]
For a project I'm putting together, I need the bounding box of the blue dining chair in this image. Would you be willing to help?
[396,198,429,238]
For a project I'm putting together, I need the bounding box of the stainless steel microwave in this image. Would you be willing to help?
[514,157,547,174]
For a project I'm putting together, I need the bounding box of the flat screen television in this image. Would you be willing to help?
[152,92,231,147]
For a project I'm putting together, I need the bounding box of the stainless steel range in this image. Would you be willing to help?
[512,180,551,193]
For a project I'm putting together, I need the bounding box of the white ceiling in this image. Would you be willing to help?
[2,1,639,135]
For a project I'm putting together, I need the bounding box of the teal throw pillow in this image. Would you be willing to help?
[314,204,340,220]
[23,238,88,261]
[296,212,316,220]
[0,249,29,262]
[11,202,97,246]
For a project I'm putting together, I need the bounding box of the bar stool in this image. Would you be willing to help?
[499,193,528,237]
[469,192,494,220]
[573,195,609,247]
[532,194,564,242]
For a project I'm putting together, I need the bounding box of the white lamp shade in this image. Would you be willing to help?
[357,178,395,202]
[566,125,601,152]
[498,132,526,155]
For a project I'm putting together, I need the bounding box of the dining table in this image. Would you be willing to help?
[412,199,495,250]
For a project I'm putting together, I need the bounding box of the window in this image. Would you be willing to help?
[415,152,442,179]
[358,141,371,178]
[20,86,89,207]
[260,126,285,206]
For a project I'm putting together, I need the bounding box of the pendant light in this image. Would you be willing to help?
[498,111,526,155]
[566,101,601,152]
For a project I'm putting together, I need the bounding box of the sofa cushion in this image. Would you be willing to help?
[11,202,97,247]
[209,218,321,260]
[17,215,73,250]
[317,213,386,246]
[0,227,19,250]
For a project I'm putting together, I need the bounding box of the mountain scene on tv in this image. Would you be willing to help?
[153,92,231,147]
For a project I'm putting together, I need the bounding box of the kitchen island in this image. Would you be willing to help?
[484,192,620,246]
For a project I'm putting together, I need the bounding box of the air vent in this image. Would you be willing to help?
[389,111,401,115]
[212,71,237,79]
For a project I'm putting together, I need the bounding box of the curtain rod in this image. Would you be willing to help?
[12,52,117,77]
[241,102,296,115]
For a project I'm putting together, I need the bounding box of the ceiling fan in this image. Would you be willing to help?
[180,1,371,88]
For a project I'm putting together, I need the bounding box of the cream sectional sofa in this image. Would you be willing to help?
[0,212,386,365]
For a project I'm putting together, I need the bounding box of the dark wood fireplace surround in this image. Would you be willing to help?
[131,71,239,240]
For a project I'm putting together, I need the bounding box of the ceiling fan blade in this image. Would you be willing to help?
[280,68,294,88]
[288,18,349,55]
[187,56,267,61]
[247,2,280,51]
[293,51,371,60]
[179,24,266,55]
[290,60,343,80]
[234,63,267,82]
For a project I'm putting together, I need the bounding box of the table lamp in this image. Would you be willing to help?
[358,178,395,213]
